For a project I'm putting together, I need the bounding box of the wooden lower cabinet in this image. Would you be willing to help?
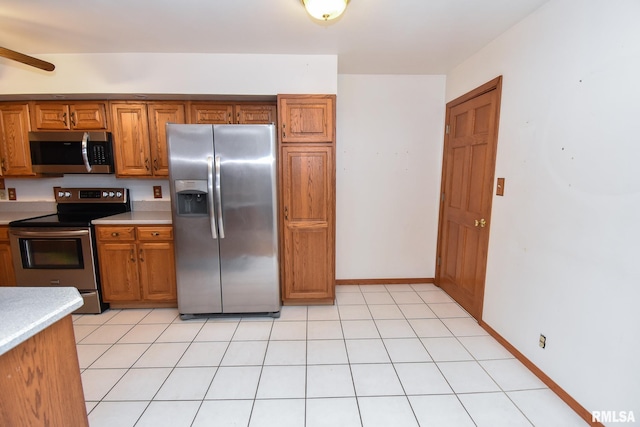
[96,225,177,305]
[0,226,16,286]
[280,145,335,303]
[0,315,88,426]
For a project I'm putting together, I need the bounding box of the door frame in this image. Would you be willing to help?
[434,76,503,321]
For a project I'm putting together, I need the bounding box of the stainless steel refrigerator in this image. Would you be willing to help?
[167,124,280,319]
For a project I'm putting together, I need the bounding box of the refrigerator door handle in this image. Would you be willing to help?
[207,156,218,239]
[215,155,225,239]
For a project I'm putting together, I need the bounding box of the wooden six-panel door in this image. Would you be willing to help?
[436,77,502,320]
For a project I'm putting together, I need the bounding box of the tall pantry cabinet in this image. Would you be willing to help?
[278,95,336,304]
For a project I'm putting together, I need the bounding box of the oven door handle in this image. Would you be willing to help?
[10,229,90,238]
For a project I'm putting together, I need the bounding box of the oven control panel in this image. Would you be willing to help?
[54,187,128,203]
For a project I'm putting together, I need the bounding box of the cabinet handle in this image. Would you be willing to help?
[153,158,158,171]
[139,248,144,262]
[284,206,288,220]
[236,112,240,123]
[111,232,120,237]
[1,158,5,172]
[130,249,135,262]
[151,232,160,237]
[70,111,76,126]
[145,158,150,171]
[62,112,68,127]
[282,123,286,138]
[228,113,232,124]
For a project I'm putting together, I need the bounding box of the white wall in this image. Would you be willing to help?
[447,0,640,419]
[0,53,337,95]
[336,75,445,280]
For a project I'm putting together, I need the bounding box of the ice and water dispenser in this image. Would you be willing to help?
[175,180,208,215]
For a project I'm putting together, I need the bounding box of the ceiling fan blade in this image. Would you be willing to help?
[0,47,55,72]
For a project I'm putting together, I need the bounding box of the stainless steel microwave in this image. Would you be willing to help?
[29,131,115,174]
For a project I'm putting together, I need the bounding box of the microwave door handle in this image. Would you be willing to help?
[81,132,92,172]
[207,156,218,240]
[215,156,225,239]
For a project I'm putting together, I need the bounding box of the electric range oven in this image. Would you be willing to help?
[8,187,131,314]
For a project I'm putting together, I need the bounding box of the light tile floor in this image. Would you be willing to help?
[74,284,588,427]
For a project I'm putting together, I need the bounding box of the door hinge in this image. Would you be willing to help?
[441,193,445,202]
[437,256,441,266]
[445,124,450,134]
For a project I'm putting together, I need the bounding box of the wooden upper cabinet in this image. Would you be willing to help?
[148,102,186,176]
[189,103,276,125]
[236,104,276,124]
[32,102,108,130]
[278,95,335,143]
[0,103,33,176]
[110,102,152,177]
[189,103,234,124]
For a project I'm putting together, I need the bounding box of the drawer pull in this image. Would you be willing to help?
[111,232,120,237]
[151,232,160,237]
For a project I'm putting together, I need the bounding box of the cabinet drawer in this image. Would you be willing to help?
[137,226,173,241]
[0,227,8,241]
[96,226,136,241]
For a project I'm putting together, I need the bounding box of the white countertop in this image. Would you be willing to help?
[92,211,172,225]
[0,211,55,226]
[0,287,83,356]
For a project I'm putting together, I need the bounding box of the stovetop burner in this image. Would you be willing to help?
[9,187,131,228]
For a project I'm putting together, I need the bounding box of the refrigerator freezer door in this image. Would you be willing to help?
[167,124,223,315]
[214,124,280,313]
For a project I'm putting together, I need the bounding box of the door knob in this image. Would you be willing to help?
[474,218,487,228]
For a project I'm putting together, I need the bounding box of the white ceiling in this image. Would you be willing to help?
[0,0,548,74]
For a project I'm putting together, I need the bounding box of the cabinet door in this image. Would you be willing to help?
[69,102,108,130]
[110,102,152,176]
[0,239,16,286]
[138,241,177,302]
[189,103,233,124]
[98,242,141,301]
[278,95,335,143]
[148,102,186,177]
[0,104,33,176]
[235,104,276,124]
[281,146,335,301]
[32,103,70,130]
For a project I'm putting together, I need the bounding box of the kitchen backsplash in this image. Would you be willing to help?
[0,176,170,203]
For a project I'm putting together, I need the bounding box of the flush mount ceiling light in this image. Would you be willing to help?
[301,0,350,21]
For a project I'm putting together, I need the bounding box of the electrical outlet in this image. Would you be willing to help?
[153,185,162,199]
[539,334,546,349]
[0,189,6,200]
[7,188,16,200]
